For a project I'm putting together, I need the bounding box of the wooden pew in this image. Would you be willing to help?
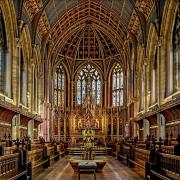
[160,146,174,154]
[112,144,120,159]
[118,145,130,165]
[0,153,27,179]
[3,146,17,155]
[118,141,179,179]
[27,148,50,179]
[128,147,150,178]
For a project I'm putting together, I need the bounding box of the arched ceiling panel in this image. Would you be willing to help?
[60,24,118,59]
[24,0,154,39]
[23,0,154,72]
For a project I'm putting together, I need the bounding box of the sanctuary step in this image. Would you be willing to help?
[66,147,112,156]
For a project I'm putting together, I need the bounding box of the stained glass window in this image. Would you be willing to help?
[34,69,38,112]
[76,64,101,105]
[112,63,123,106]
[141,78,144,110]
[20,50,27,105]
[173,8,180,88]
[0,11,7,93]
[151,49,157,104]
[54,65,65,106]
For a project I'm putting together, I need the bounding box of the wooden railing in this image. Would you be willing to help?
[160,153,180,173]
[0,153,27,179]
[3,146,17,155]
[0,153,19,175]
[160,146,174,154]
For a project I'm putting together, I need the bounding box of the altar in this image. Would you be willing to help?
[70,74,106,144]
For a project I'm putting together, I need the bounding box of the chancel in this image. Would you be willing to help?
[0,0,180,180]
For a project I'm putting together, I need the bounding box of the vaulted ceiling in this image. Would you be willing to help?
[23,0,154,68]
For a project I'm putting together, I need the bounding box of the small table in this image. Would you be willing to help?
[78,162,97,180]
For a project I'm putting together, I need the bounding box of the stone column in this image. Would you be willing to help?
[144,60,148,112]
[104,80,107,108]
[134,122,139,138]
[28,119,34,139]
[117,116,120,141]
[111,108,113,140]
[57,116,60,141]
[12,114,20,140]
[64,111,66,141]
[125,123,129,138]
[157,37,163,105]
[157,113,165,140]
[143,119,150,140]
[31,62,35,112]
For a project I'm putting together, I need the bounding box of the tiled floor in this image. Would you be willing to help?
[34,156,144,180]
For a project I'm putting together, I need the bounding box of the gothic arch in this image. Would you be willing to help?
[135,45,145,112]
[160,0,179,96]
[146,24,158,104]
[107,61,125,107]
[75,63,102,106]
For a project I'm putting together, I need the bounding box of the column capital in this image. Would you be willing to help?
[18,19,24,29]
[157,36,163,47]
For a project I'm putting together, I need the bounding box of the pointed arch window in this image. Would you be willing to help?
[141,77,145,110]
[76,64,101,105]
[112,63,123,106]
[33,68,38,112]
[151,49,157,104]
[20,50,27,105]
[0,10,7,93]
[54,65,65,106]
[173,8,180,89]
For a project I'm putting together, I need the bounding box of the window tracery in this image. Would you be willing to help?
[173,8,180,89]
[112,63,123,106]
[34,68,38,112]
[54,65,65,106]
[0,10,7,93]
[20,50,27,105]
[76,64,101,105]
[151,49,157,104]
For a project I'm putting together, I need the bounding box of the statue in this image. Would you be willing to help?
[78,119,82,129]
[95,119,99,128]
[82,127,95,160]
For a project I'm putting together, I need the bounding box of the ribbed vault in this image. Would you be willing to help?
[60,23,118,59]
[23,0,154,72]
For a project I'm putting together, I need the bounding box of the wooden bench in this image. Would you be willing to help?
[118,145,130,166]
[78,162,97,180]
[129,148,150,178]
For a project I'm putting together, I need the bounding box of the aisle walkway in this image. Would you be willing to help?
[34,156,144,180]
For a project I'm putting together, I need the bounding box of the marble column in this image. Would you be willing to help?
[143,119,150,140]
[28,119,34,139]
[12,114,20,140]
